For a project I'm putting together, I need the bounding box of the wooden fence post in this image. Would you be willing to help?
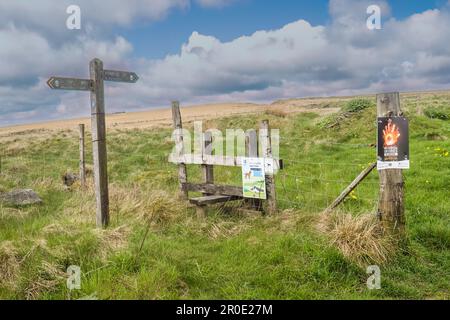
[246,129,258,158]
[202,131,214,195]
[377,92,405,236]
[171,101,188,199]
[79,124,86,189]
[260,120,277,214]
[90,58,109,228]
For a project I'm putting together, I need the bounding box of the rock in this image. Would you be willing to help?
[0,189,42,206]
[63,173,79,187]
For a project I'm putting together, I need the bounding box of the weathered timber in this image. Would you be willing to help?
[183,183,243,197]
[79,124,86,188]
[260,120,277,214]
[202,131,214,195]
[169,154,282,172]
[189,195,241,206]
[90,58,109,228]
[377,92,405,236]
[245,129,262,210]
[325,162,377,212]
[172,101,188,199]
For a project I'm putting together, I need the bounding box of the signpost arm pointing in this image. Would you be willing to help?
[90,58,110,228]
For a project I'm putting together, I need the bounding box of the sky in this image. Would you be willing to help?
[1,0,450,126]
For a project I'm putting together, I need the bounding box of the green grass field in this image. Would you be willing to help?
[0,92,449,300]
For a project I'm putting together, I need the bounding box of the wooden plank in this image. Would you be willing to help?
[79,124,86,189]
[47,77,93,91]
[90,58,109,228]
[325,162,377,212]
[377,92,405,236]
[246,129,258,158]
[184,183,243,197]
[260,120,277,214]
[172,101,188,199]
[202,131,214,195]
[103,70,138,83]
[169,154,282,172]
[189,195,241,206]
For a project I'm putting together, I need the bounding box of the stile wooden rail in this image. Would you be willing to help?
[169,101,281,217]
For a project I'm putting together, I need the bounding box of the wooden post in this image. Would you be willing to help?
[325,162,377,213]
[245,129,262,211]
[78,124,86,189]
[246,130,258,158]
[260,120,277,214]
[377,92,405,236]
[48,59,138,228]
[90,58,109,228]
[171,101,188,199]
[202,131,214,196]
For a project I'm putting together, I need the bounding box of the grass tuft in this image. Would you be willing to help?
[0,241,20,290]
[317,212,397,267]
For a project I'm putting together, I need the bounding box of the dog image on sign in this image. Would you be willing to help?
[242,158,267,200]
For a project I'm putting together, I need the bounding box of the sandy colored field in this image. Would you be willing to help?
[1,90,448,137]
[0,99,343,136]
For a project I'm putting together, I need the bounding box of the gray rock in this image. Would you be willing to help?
[63,173,79,187]
[0,189,42,206]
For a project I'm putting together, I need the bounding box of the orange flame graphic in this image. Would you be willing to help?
[383,119,401,147]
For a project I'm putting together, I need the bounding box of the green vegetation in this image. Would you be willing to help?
[425,106,450,121]
[0,93,449,300]
[343,98,375,113]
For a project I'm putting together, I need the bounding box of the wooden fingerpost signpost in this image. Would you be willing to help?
[376,92,405,237]
[48,58,139,228]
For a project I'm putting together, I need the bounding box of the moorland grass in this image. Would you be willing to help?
[0,93,449,300]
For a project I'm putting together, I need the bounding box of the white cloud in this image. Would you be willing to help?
[195,0,235,8]
[129,3,450,104]
[0,25,133,85]
[0,1,189,35]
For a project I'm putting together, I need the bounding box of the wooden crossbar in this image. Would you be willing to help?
[189,195,241,206]
[183,183,243,197]
[169,154,282,173]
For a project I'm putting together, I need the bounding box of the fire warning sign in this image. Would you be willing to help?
[377,117,410,170]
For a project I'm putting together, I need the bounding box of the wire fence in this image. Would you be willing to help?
[0,131,448,217]
[277,160,379,213]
